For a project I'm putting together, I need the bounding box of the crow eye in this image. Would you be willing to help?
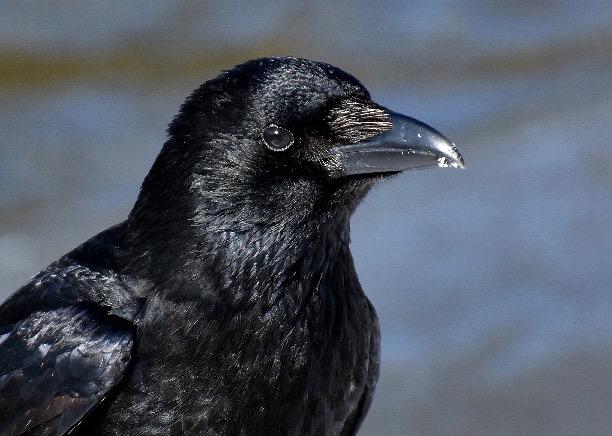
[262,125,294,152]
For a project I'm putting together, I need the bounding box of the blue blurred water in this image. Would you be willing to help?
[2,2,612,434]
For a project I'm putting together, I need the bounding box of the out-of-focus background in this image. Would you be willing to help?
[2,1,612,434]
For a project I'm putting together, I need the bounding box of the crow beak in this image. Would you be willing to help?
[330,111,464,176]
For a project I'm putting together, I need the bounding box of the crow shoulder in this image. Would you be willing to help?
[0,224,145,435]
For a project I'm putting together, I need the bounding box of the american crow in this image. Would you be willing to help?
[0,57,463,435]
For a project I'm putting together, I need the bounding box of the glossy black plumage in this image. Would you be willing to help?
[0,228,140,435]
[1,57,461,435]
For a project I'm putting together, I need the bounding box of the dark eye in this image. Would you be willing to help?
[262,125,294,152]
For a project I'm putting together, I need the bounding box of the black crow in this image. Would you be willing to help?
[0,57,463,436]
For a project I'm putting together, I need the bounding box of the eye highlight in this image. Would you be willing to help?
[262,125,294,152]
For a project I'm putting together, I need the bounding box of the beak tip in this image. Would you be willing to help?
[437,155,465,170]
[436,142,465,170]
[452,143,465,169]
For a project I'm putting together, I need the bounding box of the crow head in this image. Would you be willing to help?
[131,57,463,231]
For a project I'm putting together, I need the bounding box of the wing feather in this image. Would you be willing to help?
[0,305,133,436]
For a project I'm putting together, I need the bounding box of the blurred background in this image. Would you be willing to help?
[2,1,612,434]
